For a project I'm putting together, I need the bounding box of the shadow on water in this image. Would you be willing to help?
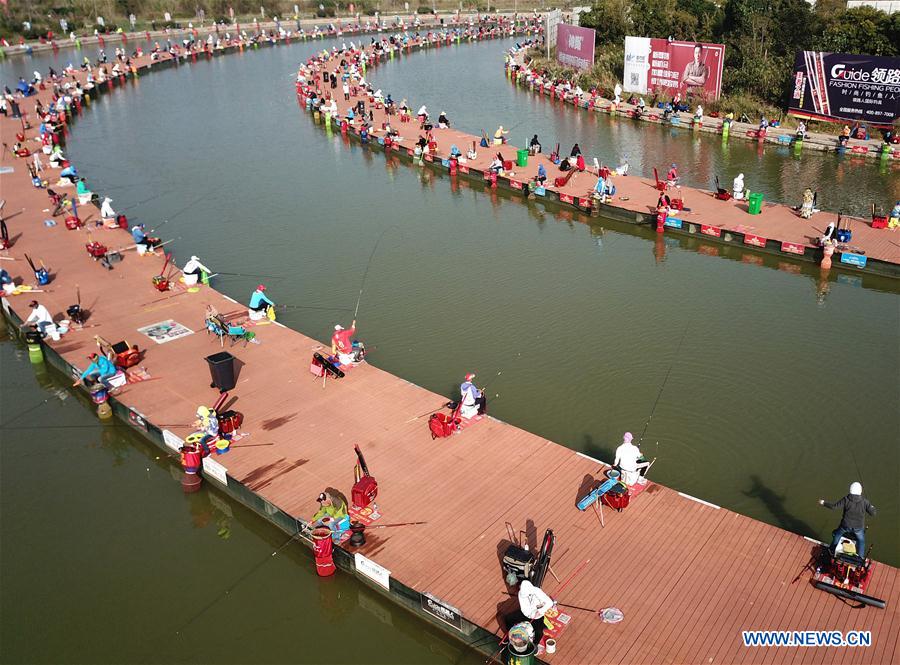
[743,474,818,540]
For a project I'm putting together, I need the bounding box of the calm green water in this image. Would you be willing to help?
[1,36,898,663]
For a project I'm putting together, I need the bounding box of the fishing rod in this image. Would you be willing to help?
[333,520,428,533]
[636,321,691,447]
[354,224,398,319]
[214,270,282,279]
[278,304,353,312]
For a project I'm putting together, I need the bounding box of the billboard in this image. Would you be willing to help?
[789,51,900,126]
[624,37,725,100]
[556,24,595,71]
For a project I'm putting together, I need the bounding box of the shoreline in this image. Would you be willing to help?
[505,54,900,164]
[2,23,898,665]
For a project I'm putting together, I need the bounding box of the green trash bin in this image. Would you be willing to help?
[516,149,529,167]
[748,192,764,215]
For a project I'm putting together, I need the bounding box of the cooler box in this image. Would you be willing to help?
[748,192,764,215]
[351,476,378,509]
[516,149,528,167]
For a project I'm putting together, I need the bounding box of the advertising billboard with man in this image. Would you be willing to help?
[623,37,725,100]
[788,51,900,126]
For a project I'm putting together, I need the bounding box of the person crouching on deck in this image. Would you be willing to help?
[312,490,351,542]
[437,111,450,129]
[248,284,275,321]
[614,432,650,486]
[459,372,486,419]
[331,320,360,365]
[503,579,555,646]
[73,352,117,388]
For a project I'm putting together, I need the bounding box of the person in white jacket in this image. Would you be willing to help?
[22,300,54,336]
[614,432,651,486]
[504,579,555,645]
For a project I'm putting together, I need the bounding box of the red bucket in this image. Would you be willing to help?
[312,527,336,577]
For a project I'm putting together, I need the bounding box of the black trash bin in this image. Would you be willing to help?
[205,352,237,392]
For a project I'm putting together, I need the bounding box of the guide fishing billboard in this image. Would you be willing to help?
[623,37,725,100]
[789,51,900,126]
[556,24,595,71]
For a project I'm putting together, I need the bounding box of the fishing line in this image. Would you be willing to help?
[0,395,61,428]
[173,526,306,635]
[354,224,399,319]
[637,320,691,447]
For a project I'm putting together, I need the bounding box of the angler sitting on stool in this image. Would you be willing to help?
[131,224,160,255]
[614,432,650,486]
[194,405,222,455]
[248,284,275,321]
[503,579,555,646]
[460,372,486,419]
[819,482,876,556]
[331,320,362,365]
[73,352,117,388]
[182,255,211,286]
[312,489,351,543]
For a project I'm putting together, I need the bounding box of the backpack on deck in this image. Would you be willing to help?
[429,401,461,439]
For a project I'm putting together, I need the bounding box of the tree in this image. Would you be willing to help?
[814,7,898,56]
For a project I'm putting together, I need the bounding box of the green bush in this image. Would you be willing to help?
[417,6,433,14]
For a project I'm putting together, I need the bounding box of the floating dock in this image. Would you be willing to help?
[298,48,900,279]
[2,28,899,665]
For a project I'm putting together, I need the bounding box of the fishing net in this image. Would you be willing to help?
[599,607,624,624]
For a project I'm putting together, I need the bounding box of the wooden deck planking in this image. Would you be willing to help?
[659,512,766,663]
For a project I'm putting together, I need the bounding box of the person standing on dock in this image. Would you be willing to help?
[614,432,650,486]
[819,483,876,556]
[800,189,815,219]
[666,163,679,188]
[247,284,275,321]
[732,173,745,201]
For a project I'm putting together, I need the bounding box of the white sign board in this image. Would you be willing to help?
[202,456,228,485]
[355,553,391,590]
[545,9,561,58]
[162,429,184,452]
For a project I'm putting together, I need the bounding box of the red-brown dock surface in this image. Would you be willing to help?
[2,34,899,665]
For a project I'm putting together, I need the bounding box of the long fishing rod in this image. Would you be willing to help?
[278,304,353,312]
[354,224,398,319]
[636,321,691,447]
[214,270,281,279]
[332,520,428,533]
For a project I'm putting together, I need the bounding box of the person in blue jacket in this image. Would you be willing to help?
[248,284,275,319]
[73,352,117,387]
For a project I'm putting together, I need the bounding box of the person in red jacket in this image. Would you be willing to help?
[331,319,357,365]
